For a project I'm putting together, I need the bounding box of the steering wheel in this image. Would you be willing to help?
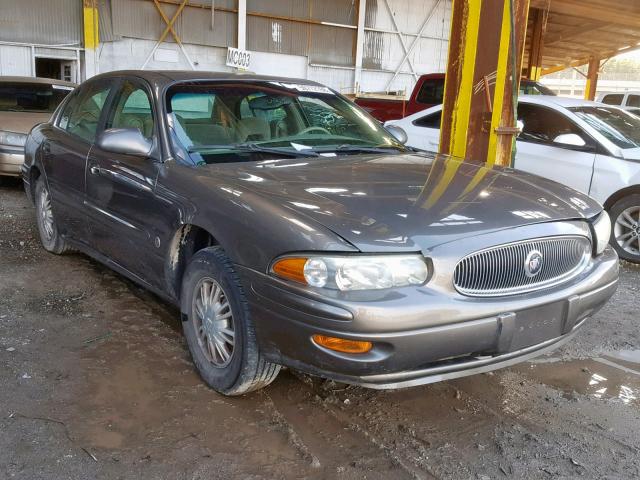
[298,126,331,136]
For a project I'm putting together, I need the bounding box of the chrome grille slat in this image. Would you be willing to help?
[453,236,591,297]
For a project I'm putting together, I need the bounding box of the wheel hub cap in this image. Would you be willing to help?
[38,187,54,241]
[193,278,235,367]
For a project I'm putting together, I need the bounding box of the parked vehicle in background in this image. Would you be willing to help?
[0,77,75,178]
[22,71,618,395]
[386,96,640,263]
[597,91,640,114]
[354,73,555,122]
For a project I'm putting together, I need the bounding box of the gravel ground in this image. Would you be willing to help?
[1,179,640,480]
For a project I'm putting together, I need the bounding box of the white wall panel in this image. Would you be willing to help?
[0,45,32,76]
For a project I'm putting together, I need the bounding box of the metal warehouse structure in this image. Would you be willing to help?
[0,0,452,95]
[0,0,637,98]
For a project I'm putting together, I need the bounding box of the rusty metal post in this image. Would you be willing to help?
[439,0,530,167]
[584,56,600,100]
[526,7,547,81]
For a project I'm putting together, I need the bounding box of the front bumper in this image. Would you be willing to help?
[0,148,24,177]
[237,245,618,389]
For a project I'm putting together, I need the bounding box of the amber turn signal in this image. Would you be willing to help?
[312,334,373,354]
[272,257,308,284]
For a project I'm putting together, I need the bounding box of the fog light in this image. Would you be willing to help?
[312,334,372,354]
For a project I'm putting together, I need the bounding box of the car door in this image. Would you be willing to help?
[84,78,165,286]
[403,108,442,151]
[43,79,114,241]
[514,103,596,195]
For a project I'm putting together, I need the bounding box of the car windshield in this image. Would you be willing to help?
[165,81,406,164]
[0,82,73,113]
[569,105,640,149]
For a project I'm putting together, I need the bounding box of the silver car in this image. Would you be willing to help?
[0,76,75,177]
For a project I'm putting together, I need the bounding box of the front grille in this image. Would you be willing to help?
[453,236,591,297]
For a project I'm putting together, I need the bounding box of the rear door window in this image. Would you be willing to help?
[413,110,442,129]
[59,82,112,143]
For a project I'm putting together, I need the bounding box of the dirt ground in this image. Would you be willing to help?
[2,179,640,480]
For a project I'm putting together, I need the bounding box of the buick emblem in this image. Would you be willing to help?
[524,250,544,278]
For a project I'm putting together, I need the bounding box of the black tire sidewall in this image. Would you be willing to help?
[609,194,640,263]
[181,248,248,393]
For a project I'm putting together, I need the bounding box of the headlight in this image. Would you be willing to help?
[272,254,429,291]
[592,211,611,255]
[0,130,27,147]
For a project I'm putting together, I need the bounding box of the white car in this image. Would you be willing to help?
[386,95,640,263]
[597,91,640,117]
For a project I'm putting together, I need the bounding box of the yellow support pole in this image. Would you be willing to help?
[439,0,530,167]
[83,0,99,79]
[584,56,600,101]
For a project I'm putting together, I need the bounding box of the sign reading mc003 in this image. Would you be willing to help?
[226,47,251,70]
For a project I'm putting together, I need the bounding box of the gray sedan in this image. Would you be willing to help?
[22,71,618,395]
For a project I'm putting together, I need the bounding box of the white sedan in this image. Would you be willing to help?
[386,95,640,263]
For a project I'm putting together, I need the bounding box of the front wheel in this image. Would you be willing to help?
[609,194,640,263]
[181,246,280,395]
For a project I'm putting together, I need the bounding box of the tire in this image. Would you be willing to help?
[609,194,640,263]
[34,177,70,254]
[181,246,280,395]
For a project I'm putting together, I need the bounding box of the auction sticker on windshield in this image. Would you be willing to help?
[269,82,334,95]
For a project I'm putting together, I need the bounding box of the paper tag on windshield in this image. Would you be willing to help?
[290,142,312,151]
[52,85,74,91]
[270,82,333,95]
[320,153,337,157]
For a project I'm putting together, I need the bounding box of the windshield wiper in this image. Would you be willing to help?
[188,142,319,157]
[316,144,406,155]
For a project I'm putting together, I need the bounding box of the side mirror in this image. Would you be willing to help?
[553,133,586,147]
[97,128,152,157]
[385,124,408,144]
[516,120,524,137]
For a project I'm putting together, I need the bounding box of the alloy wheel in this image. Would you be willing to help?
[192,277,235,367]
[614,206,640,256]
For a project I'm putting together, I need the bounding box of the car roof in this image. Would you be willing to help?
[0,76,77,87]
[88,70,326,89]
[519,95,607,109]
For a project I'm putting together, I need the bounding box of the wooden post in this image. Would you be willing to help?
[439,0,530,167]
[526,7,547,81]
[584,56,599,100]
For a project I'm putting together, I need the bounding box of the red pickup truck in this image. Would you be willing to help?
[354,73,555,122]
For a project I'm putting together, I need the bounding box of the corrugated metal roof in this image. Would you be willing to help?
[0,0,82,45]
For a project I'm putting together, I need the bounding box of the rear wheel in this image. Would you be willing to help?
[35,177,69,254]
[609,194,640,263]
[181,246,280,395]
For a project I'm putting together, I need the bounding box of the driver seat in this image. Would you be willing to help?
[237,117,271,142]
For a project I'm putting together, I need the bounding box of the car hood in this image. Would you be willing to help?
[204,153,601,252]
[0,111,52,134]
